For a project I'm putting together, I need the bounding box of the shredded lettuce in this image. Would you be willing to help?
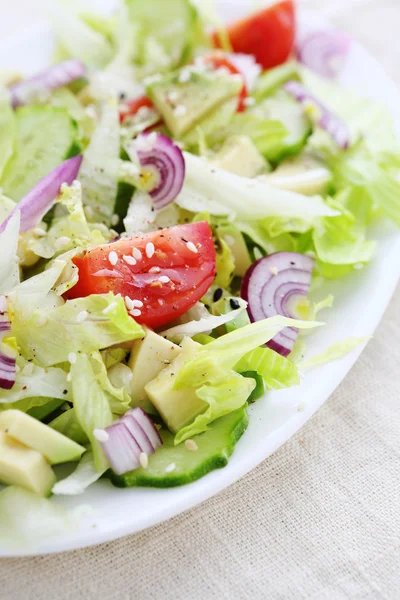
[0,211,20,293]
[11,292,144,367]
[52,450,106,495]
[0,88,14,178]
[49,408,88,445]
[70,353,113,471]
[235,347,300,390]
[0,358,70,404]
[299,337,368,370]
[80,96,120,226]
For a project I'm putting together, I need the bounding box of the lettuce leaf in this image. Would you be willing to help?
[52,450,105,495]
[299,337,367,370]
[49,408,88,445]
[0,211,20,293]
[175,371,254,444]
[0,357,70,404]
[11,292,144,367]
[70,353,113,471]
[235,347,300,390]
[0,88,14,178]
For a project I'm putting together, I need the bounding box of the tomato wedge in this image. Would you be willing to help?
[203,53,247,112]
[119,96,159,125]
[64,222,216,329]
[213,0,295,71]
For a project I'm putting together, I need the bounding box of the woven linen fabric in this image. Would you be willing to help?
[1,0,400,598]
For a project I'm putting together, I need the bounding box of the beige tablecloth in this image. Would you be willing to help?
[1,1,400,598]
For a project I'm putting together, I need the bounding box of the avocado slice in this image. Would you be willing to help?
[258,154,332,196]
[128,328,182,413]
[0,431,55,496]
[145,337,207,433]
[217,224,252,277]
[0,410,86,465]
[146,69,242,138]
[210,135,268,179]
[109,405,248,488]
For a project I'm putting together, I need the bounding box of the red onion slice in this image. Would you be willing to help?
[100,408,162,475]
[0,154,83,234]
[0,295,16,390]
[241,252,315,357]
[135,133,185,210]
[284,80,350,149]
[296,30,351,80]
[9,59,86,108]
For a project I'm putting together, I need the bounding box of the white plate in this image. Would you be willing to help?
[1,4,400,556]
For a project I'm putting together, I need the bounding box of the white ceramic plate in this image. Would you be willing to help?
[1,3,400,557]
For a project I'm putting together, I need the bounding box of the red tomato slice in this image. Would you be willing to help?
[119,96,160,125]
[212,0,295,71]
[64,222,216,329]
[203,53,248,112]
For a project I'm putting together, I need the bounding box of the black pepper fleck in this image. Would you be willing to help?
[213,288,223,302]
[230,298,240,310]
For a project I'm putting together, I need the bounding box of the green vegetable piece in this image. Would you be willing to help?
[109,406,248,488]
[1,105,78,201]
[239,371,264,403]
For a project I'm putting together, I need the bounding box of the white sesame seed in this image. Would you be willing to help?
[158,275,170,283]
[102,301,117,314]
[22,363,34,376]
[178,70,191,83]
[185,439,198,452]
[123,254,137,265]
[244,97,256,107]
[76,310,88,323]
[68,352,77,365]
[270,266,278,276]
[33,227,47,237]
[224,235,235,247]
[66,373,72,382]
[85,206,94,219]
[131,299,143,308]
[354,263,364,270]
[35,315,48,327]
[111,214,120,226]
[165,463,176,473]
[186,241,198,253]
[173,104,187,117]
[131,309,142,317]
[146,242,155,258]
[108,251,118,266]
[149,266,161,274]
[93,428,109,442]
[55,236,71,249]
[125,296,134,311]
[139,452,148,469]
[132,248,142,260]
[158,298,164,306]
[167,90,179,102]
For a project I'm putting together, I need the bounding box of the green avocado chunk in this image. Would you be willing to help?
[109,405,248,488]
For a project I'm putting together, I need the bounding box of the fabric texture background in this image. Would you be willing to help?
[0,1,400,598]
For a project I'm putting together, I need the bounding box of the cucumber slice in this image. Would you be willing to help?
[1,105,78,201]
[250,92,311,164]
[110,406,248,488]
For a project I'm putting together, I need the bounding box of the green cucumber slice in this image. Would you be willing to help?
[109,406,248,488]
[1,105,78,201]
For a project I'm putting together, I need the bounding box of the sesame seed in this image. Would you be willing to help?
[165,463,176,473]
[178,70,191,83]
[36,315,47,327]
[123,254,137,265]
[131,309,142,317]
[68,352,77,365]
[173,105,187,117]
[270,266,278,276]
[224,235,235,247]
[131,299,143,308]
[111,214,120,226]
[55,236,71,249]
[125,296,134,311]
[354,263,364,270]
[149,266,161,274]
[185,439,198,452]
[186,241,198,253]
[108,251,118,266]
[132,248,142,260]
[146,242,155,258]
[33,227,47,237]
[76,310,88,323]
[158,299,165,306]
[244,97,256,107]
[167,90,179,102]
[159,275,170,283]
[66,373,72,382]
[93,428,109,442]
[139,452,148,468]
[102,301,117,314]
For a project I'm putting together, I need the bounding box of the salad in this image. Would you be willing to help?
[0,0,399,518]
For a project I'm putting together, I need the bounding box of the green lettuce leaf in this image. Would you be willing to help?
[235,347,300,390]
[0,357,70,404]
[49,408,88,445]
[70,353,113,471]
[0,88,14,178]
[175,371,254,444]
[299,337,368,370]
[11,292,144,367]
[0,211,20,293]
[52,450,106,495]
